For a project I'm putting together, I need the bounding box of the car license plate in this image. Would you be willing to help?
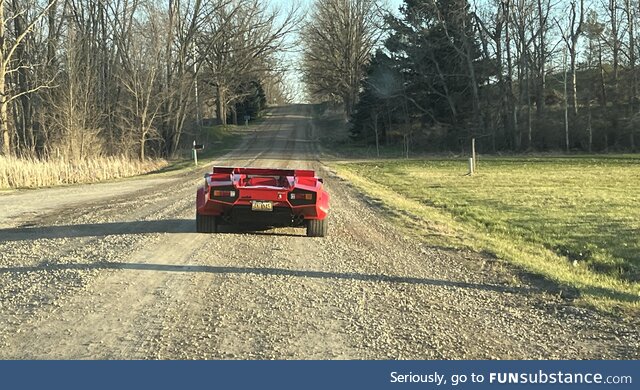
[251,201,273,212]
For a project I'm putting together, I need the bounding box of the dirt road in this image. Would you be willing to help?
[0,105,637,359]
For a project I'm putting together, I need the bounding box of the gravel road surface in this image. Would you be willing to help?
[0,105,637,359]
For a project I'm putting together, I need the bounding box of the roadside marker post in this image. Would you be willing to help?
[472,137,477,171]
[193,141,198,166]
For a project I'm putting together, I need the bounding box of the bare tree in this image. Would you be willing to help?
[511,0,534,149]
[159,0,206,157]
[585,9,607,152]
[474,0,505,151]
[301,0,383,116]
[605,0,621,104]
[53,16,106,160]
[558,0,585,118]
[117,1,167,160]
[503,0,519,149]
[624,0,636,150]
[533,0,552,118]
[0,0,57,156]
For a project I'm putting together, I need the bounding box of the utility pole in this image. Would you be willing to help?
[193,43,200,127]
[563,42,569,152]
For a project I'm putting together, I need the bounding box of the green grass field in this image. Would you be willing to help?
[332,155,640,311]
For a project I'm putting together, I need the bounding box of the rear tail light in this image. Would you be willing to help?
[213,190,236,197]
[290,193,313,200]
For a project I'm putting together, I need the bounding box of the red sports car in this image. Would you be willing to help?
[196,167,330,236]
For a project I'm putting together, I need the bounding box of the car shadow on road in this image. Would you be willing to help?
[0,220,306,241]
[0,219,195,241]
[0,261,538,296]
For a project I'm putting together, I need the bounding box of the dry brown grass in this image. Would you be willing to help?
[0,155,168,189]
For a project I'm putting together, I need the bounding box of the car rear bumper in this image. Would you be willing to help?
[229,205,302,227]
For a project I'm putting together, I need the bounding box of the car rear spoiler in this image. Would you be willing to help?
[213,166,315,177]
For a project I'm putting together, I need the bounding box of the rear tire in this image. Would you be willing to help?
[196,213,218,233]
[306,218,328,237]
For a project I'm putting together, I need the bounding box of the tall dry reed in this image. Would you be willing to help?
[0,156,168,189]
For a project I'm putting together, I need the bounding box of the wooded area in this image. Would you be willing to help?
[303,0,640,153]
[0,0,295,160]
[4,0,639,160]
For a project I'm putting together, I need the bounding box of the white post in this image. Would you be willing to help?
[193,140,198,166]
[471,138,477,171]
[468,158,474,175]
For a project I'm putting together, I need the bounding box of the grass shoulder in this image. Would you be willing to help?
[329,155,640,313]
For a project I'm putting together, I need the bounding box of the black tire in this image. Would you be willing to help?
[306,218,328,237]
[196,212,204,233]
[196,213,218,233]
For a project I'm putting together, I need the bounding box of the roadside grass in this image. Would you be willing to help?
[331,156,640,312]
[0,155,168,190]
[197,124,245,159]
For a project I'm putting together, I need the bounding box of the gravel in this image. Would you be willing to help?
[0,105,638,359]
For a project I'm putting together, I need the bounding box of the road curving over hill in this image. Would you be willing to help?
[0,105,637,359]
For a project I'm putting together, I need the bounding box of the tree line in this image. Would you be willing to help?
[0,0,297,160]
[302,0,640,154]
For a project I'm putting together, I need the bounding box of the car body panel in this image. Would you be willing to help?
[196,166,330,227]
